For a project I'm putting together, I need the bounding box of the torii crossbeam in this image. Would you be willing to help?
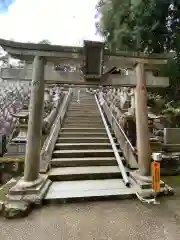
[0,38,171,87]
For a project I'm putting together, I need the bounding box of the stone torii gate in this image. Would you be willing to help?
[0,38,170,203]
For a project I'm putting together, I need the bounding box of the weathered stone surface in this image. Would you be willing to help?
[136,184,174,199]
[0,160,24,185]
[3,200,31,219]
[130,170,165,189]
[7,175,52,207]
[164,128,180,144]
[160,153,180,175]
[6,143,26,155]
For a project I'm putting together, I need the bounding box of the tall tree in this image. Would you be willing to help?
[96,0,180,87]
[96,0,180,53]
[38,39,51,44]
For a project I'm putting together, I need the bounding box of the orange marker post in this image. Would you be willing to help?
[152,161,160,191]
[152,153,161,195]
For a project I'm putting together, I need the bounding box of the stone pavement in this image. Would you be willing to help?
[1,195,180,240]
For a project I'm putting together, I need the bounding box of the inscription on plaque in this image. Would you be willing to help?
[18,144,26,153]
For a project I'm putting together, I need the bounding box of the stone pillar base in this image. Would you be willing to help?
[4,174,51,219]
[130,170,165,189]
[130,170,174,198]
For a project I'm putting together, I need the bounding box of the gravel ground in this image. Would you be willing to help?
[1,177,180,240]
[1,197,180,240]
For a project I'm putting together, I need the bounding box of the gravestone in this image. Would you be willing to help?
[164,128,180,144]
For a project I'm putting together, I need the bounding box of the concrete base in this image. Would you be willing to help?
[10,176,44,190]
[8,174,51,203]
[4,174,51,218]
[130,170,174,198]
[130,170,165,189]
[136,184,175,199]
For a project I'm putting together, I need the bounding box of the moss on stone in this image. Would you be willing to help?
[0,156,25,163]
[0,177,20,201]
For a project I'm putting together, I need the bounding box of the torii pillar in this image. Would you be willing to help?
[8,56,51,201]
[24,56,45,181]
[135,63,151,177]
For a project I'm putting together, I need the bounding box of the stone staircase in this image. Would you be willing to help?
[45,90,135,203]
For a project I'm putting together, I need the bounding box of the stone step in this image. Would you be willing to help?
[68,111,98,114]
[52,149,122,158]
[70,102,96,104]
[71,99,95,101]
[68,106,98,109]
[44,179,135,203]
[70,98,96,101]
[58,132,108,138]
[71,96,95,98]
[68,107,98,110]
[62,124,104,128]
[64,116,102,119]
[51,157,119,167]
[68,105,97,108]
[66,115,100,117]
[69,107,97,109]
[63,119,104,124]
[67,109,100,114]
[56,137,112,143]
[68,108,98,110]
[54,143,118,150]
[63,118,103,122]
[66,110,99,114]
[60,128,106,133]
[65,114,100,118]
[69,103,97,107]
[48,166,125,181]
[71,96,94,98]
[68,110,98,113]
[63,120,103,124]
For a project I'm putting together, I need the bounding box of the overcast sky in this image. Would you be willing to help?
[0,0,102,46]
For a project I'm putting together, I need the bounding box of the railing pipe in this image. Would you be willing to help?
[95,94,130,187]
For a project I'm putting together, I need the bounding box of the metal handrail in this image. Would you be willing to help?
[95,94,130,187]
[98,94,138,169]
[113,115,135,151]
[100,93,134,150]
[103,96,135,152]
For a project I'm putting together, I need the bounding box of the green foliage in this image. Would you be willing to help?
[96,0,174,52]
[96,0,180,87]
[38,39,51,44]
